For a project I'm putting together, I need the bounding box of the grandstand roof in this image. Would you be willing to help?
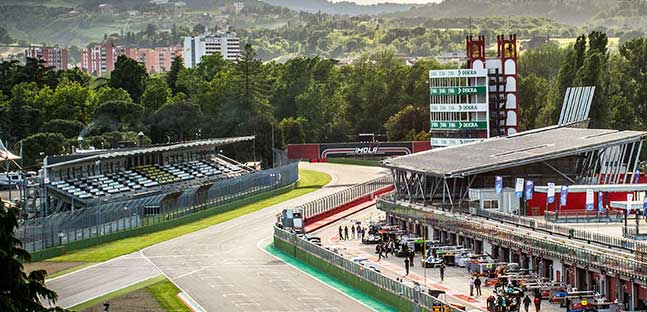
[45,136,255,168]
[382,126,647,178]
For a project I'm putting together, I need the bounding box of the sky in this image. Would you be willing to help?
[329,0,441,4]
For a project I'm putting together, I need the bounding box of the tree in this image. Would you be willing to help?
[87,87,132,113]
[19,133,65,167]
[58,68,91,87]
[166,55,183,94]
[4,83,46,141]
[0,205,63,311]
[233,44,271,119]
[148,101,203,142]
[384,105,428,141]
[48,82,91,123]
[279,117,306,145]
[42,119,85,139]
[93,101,144,132]
[141,78,171,112]
[109,55,148,102]
[195,53,230,81]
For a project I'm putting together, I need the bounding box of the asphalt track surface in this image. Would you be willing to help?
[47,162,389,311]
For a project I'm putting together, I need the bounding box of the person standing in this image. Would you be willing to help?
[376,244,383,261]
[533,295,541,312]
[404,257,410,275]
[360,227,365,240]
[356,224,362,239]
[409,249,415,267]
[523,295,531,312]
[439,263,445,281]
[351,225,356,239]
[470,277,475,297]
[344,226,349,240]
[339,226,344,241]
[487,294,496,312]
[475,275,482,296]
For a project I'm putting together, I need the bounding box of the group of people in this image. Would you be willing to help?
[375,240,397,260]
[338,224,363,240]
[486,279,541,312]
[470,276,483,296]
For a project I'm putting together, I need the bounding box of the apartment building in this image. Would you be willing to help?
[183,32,240,68]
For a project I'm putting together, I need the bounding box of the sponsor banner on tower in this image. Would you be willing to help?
[495,176,503,194]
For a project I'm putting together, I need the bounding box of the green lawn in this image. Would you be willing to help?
[69,275,166,312]
[147,278,190,312]
[47,168,331,263]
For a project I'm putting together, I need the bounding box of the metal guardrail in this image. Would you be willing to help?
[378,198,647,282]
[473,207,647,252]
[274,226,461,312]
[18,163,299,252]
[301,175,392,220]
[544,211,624,223]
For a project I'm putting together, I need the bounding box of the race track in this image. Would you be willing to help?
[47,162,389,311]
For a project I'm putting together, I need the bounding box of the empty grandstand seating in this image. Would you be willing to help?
[48,157,250,202]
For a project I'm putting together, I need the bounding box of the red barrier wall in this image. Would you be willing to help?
[287,144,320,160]
[412,141,433,153]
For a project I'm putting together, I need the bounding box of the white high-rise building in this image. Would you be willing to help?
[183,32,240,67]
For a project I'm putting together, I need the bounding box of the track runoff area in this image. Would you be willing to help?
[47,163,389,311]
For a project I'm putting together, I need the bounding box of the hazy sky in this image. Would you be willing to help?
[329,0,441,4]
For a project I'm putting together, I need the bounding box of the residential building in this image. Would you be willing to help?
[24,46,68,70]
[129,46,183,74]
[183,32,240,68]
[80,44,182,75]
[80,44,129,75]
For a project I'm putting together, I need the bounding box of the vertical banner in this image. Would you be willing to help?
[635,170,641,184]
[515,178,524,199]
[560,185,569,207]
[598,191,604,213]
[547,183,555,204]
[585,189,594,211]
[525,180,534,200]
[628,193,634,202]
[495,176,503,194]
[643,195,647,216]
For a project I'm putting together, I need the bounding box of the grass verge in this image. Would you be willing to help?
[69,275,166,312]
[146,278,190,312]
[47,169,331,263]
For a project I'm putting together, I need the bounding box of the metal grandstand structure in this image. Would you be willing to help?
[558,86,595,126]
[16,136,300,252]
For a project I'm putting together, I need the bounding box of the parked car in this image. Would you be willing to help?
[362,234,381,244]
[421,256,445,268]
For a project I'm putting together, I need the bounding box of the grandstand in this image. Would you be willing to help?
[43,137,255,212]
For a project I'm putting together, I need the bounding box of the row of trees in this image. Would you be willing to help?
[0,44,449,168]
[518,31,647,134]
[5,31,647,168]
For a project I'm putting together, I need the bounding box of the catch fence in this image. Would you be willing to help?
[18,163,298,252]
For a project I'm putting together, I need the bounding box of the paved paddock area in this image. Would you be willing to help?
[314,205,565,312]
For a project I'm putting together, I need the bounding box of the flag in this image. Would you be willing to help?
[495,176,503,194]
[585,189,594,211]
[560,185,569,206]
[598,191,604,213]
[515,178,524,199]
[547,183,555,204]
[635,170,641,184]
[525,180,534,200]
